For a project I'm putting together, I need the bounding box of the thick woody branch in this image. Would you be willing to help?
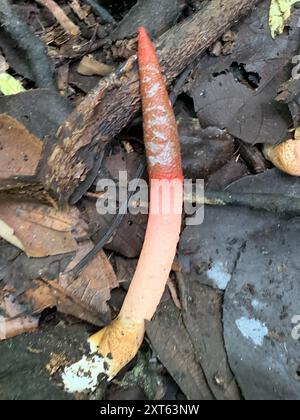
[36,0,80,36]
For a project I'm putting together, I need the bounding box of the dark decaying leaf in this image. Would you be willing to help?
[187,1,300,144]
[179,169,300,399]
[0,240,72,293]
[114,255,137,291]
[277,76,300,127]
[178,118,235,179]
[179,169,298,290]
[146,291,214,400]
[0,322,92,400]
[0,89,72,141]
[224,220,300,400]
[177,274,241,400]
[206,157,249,191]
[236,140,269,174]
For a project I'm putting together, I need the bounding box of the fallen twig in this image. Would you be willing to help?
[188,191,300,216]
[0,0,55,89]
[36,0,80,36]
[77,55,115,76]
[0,316,39,340]
[0,290,39,340]
[82,0,115,24]
[68,161,146,276]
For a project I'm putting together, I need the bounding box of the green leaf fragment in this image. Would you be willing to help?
[0,72,25,95]
[269,0,298,38]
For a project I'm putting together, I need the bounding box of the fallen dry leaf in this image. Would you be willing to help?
[0,288,39,341]
[77,56,115,76]
[0,201,80,257]
[22,242,118,325]
[0,114,42,179]
[0,315,39,340]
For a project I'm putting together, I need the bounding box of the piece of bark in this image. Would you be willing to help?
[0,92,71,203]
[146,291,213,400]
[36,0,80,37]
[43,0,263,206]
[237,141,269,174]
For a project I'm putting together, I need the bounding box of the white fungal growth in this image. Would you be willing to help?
[142,76,152,84]
[62,339,114,394]
[152,130,167,141]
[147,115,170,129]
[143,64,160,75]
[146,105,166,113]
[147,141,174,166]
[147,141,162,154]
[146,83,161,98]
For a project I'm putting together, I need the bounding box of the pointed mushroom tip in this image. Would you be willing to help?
[138,26,148,40]
[138,26,158,66]
[138,27,152,50]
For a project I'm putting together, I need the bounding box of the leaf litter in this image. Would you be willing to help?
[1,0,300,401]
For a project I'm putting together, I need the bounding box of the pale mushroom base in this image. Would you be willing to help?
[62,316,145,393]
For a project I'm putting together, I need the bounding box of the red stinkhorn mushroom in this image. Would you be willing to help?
[62,27,183,393]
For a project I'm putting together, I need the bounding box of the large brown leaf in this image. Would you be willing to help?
[22,242,118,326]
[0,114,42,179]
[0,287,39,340]
[0,201,80,257]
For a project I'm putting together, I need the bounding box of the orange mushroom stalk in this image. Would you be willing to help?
[62,27,183,393]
